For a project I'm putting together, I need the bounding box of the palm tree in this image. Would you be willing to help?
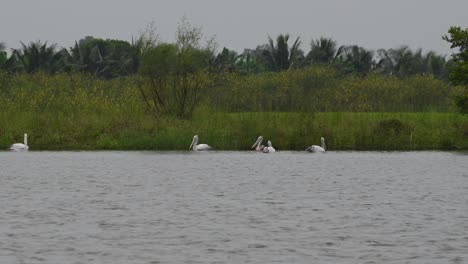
[263,34,303,71]
[53,48,77,73]
[375,46,448,78]
[376,46,415,76]
[375,48,395,75]
[337,45,374,75]
[70,37,138,78]
[306,37,343,64]
[12,41,62,73]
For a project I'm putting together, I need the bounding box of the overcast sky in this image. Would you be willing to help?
[1,0,467,56]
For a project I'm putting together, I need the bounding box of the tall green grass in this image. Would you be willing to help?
[1,109,466,150]
[183,110,468,150]
[207,67,462,112]
[0,72,466,150]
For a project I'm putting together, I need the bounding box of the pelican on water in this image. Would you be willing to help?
[306,137,326,153]
[10,133,29,151]
[262,140,276,153]
[251,136,265,152]
[189,135,212,151]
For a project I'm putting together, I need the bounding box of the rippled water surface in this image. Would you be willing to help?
[1,151,467,264]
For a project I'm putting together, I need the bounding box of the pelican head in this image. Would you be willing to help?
[189,135,199,150]
[251,136,263,149]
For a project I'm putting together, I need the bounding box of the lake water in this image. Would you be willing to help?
[1,151,467,264]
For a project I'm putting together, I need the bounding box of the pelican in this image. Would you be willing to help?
[306,137,326,153]
[10,133,29,151]
[262,140,276,153]
[189,135,212,151]
[251,136,265,152]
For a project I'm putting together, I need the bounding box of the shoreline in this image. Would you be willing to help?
[2,111,467,151]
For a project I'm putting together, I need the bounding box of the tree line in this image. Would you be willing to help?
[0,23,454,80]
[1,21,466,117]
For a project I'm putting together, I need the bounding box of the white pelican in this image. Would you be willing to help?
[251,136,265,152]
[262,140,276,153]
[306,137,326,153]
[10,133,29,151]
[189,135,212,151]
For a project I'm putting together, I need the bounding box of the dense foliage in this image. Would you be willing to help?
[207,67,460,112]
[443,26,468,114]
[0,28,454,80]
[0,72,466,150]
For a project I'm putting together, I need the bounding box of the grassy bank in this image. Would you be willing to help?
[0,72,466,150]
[1,110,466,150]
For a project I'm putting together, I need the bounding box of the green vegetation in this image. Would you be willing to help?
[0,24,454,80]
[0,72,466,150]
[0,23,467,150]
[208,67,461,112]
[443,26,468,114]
[138,19,214,118]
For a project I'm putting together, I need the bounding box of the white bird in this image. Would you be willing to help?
[251,136,265,152]
[306,137,326,153]
[10,133,29,151]
[189,135,212,151]
[262,140,276,153]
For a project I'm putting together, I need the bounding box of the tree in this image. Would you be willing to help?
[70,36,138,78]
[306,37,342,64]
[236,52,266,74]
[131,22,160,73]
[213,47,240,72]
[9,41,66,74]
[234,45,270,74]
[139,18,213,118]
[424,52,449,79]
[376,46,419,76]
[262,34,303,71]
[443,26,468,114]
[443,26,468,85]
[375,46,449,79]
[336,45,374,75]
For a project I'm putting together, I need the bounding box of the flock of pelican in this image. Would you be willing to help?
[190,134,326,153]
[9,133,327,153]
